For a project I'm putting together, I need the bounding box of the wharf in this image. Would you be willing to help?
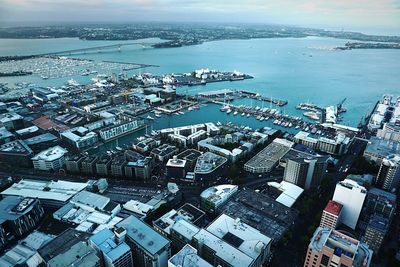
[239,90,288,106]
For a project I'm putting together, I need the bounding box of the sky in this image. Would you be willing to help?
[1,0,400,34]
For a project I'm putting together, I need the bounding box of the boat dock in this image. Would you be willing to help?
[239,90,288,106]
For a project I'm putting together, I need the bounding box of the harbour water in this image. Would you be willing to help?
[1,37,399,140]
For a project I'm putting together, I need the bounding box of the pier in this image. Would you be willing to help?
[239,90,288,106]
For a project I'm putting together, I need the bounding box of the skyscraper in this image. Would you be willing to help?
[332,179,367,229]
[376,155,400,191]
[320,200,343,230]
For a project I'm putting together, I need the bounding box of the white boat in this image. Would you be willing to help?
[241,113,246,116]
[246,114,250,117]
[146,115,154,120]
[233,111,238,116]
[155,114,162,118]
[67,79,79,86]
[226,109,232,114]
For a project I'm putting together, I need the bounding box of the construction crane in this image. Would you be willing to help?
[337,98,347,113]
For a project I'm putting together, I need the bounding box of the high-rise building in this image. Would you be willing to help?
[376,155,400,191]
[117,215,171,267]
[0,196,44,250]
[332,179,367,229]
[363,214,389,254]
[89,228,133,267]
[283,156,327,190]
[320,200,343,230]
[304,227,373,267]
[359,187,396,230]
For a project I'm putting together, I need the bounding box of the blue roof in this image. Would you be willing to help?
[368,187,396,202]
[89,229,131,261]
[117,215,170,255]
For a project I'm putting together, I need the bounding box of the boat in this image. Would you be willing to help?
[233,111,238,116]
[155,113,162,118]
[146,115,154,120]
[178,111,185,115]
[67,79,79,86]
[303,111,320,121]
[226,109,232,114]
[246,114,250,117]
[188,107,194,111]
[241,113,246,116]
[116,146,123,151]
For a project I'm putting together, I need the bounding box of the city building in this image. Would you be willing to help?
[81,155,98,174]
[376,154,400,191]
[0,139,34,168]
[170,219,200,253]
[177,149,202,171]
[217,189,298,243]
[244,138,293,173]
[194,152,227,181]
[65,154,85,173]
[132,137,160,153]
[332,179,367,229]
[151,144,179,161]
[363,136,400,164]
[31,145,68,171]
[89,228,133,267]
[283,154,328,190]
[0,126,14,145]
[124,156,153,180]
[359,187,397,230]
[166,156,187,179]
[48,241,100,267]
[0,112,24,130]
[294,131,351,156]
[110,155,127,177]
[0,196,44,250]
[61,126,98,150]
[363,214,389,254]
[1,179,88,208]
[200,184,238,213]
[0,231,53,267]
[96,154,112,176]
[320,200,343,230]
[168,244,212,267]
[304,227,372,267]
[197,134,247,162]
[99,119,145,142]
[377,121,400,142]
[266,181,304,208]
[117,215,171,267]
[23,132,59,152]
[53,190,122,233]
[205,214,272,267]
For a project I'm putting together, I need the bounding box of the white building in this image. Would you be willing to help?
[31,146,68,171]
[168,244,212,267]
[61,127,98,149]
[206,214,272,267]
[332,179,367,229]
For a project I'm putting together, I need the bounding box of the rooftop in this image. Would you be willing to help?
[267,181,304,208]
[324,200,343,216]
[47,241,99,267]
[365,136,400,157]
[309,227,372,267]
[0,196,39,224]
[1,179,87,202]
[194,152,227,174]
[117,215,170,256]
[200,184,238,206]
[89,228,131,262]
[194,229,254,267]
[0,139,33,155]
[217,189,298,242]
[169,244,212,267]
[206,214,271,261]
[31,145,67,161]
[24,133,58,146]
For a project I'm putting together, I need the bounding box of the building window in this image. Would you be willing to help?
[321,254,330,266]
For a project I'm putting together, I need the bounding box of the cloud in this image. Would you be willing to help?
[0,0,399,31]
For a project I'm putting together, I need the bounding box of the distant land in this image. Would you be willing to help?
[0,23,399,49]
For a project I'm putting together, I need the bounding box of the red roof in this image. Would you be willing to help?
[324,200,343,216]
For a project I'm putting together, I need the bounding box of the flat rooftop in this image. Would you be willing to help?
[0,196,39,223]
[194,152,227,174]
[364,136,400,157]
[194,229,254,267]
[206,214,271,261]
[117,215,170,256]
[1,179,87,203]
[217,189,298,242]
[31,145,67,161]
[0,140,33,155]
[324,200,343,216]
